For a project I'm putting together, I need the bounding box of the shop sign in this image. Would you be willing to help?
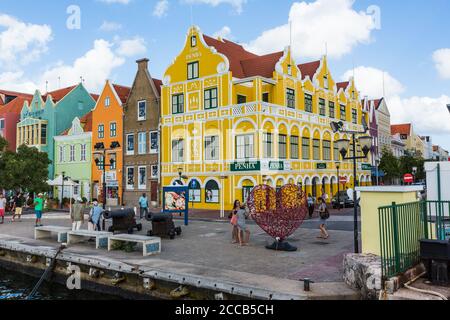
[361,163,372,171]
[231,161,261,172]
[107,180,119,187]
[269,161,284,171]
[316,163,327,170]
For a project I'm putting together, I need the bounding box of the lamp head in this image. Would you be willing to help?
[358,136,373,157]
[336,139,350,158]
[331,121,344,133]
[94,142,105,150]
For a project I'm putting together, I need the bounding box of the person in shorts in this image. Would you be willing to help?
[0,194,6,224]
[34,193,44,227]
[236,203,250,246]
[12,192,24,222]
[317,198,329,239]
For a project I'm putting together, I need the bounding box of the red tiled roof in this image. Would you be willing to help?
[336,81,350,91]
[371,98,383,110]
[240,51,284,78]
[0,89,32,98]
[112,84,131,103]
[152,78,162,96]
[0,96,32,116]
[61,111,93,136]
[298,60,321,80]
[43,86,77,103]
[90,94,100,102]
[391,124,412,136]
[203,35,258,79]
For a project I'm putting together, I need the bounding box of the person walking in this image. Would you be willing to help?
[91,200,104,231]
[236,203,251,246]
[307,194,315,219]
[317,198,330,240]
[0,194,6,224]
[11,192,24,222]
[33,193,44,227]
[139,193,149,220]
[71,198,85,231]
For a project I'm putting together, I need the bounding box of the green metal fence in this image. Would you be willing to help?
[378,201,450,280]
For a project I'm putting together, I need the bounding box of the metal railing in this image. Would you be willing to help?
[378,201,450,280]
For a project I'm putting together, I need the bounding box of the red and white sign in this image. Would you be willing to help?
[339,177,348,184]
[403,174,414,184]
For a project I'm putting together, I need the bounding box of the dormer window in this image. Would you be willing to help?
[105,97,110,107]
[191,35,197,47]
[287,65,292,76]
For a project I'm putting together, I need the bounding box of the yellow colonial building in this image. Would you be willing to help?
[160,26,372,212]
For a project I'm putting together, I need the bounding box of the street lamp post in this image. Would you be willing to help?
[94,142,120,211]
[60,171,66,209]
[336,163,341,211]
[331,121,373,254]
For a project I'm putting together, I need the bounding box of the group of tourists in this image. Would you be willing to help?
[0,192,37,225]
[227,190,331,246]
[70,198,104,231]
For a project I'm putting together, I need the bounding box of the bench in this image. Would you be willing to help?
[35,226,72,243]
[67,230,113,249]
[108,234,161,257]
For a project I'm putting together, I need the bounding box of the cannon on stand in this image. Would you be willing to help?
[103,208,142,234]
[145,212,182,240]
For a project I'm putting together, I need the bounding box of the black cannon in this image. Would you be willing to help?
[420,239,450,286]
[146,212,181,240]
[103,208,142,234]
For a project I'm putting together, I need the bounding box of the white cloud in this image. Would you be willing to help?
[0,14,52,69]
[341,66,405,99]
[245,0,376,59]
[115,37,147,57]
[41,39,125,92]
[98,0,131,4]
[182,0,247,14]
[433,48,450,79]
[213,26,233,40]
[341,65,450,149]
[0,71,37,93]
[99,21,122,32]
[388,95,450,137]
[153,0,169,18]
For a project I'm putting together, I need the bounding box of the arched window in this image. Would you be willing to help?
[205,180,219,203]
[188,179,201,203]
[242,180,254,203]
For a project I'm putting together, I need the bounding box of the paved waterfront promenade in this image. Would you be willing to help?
[0,211,358,299]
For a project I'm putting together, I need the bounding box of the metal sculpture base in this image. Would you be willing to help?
[266,240,297,252]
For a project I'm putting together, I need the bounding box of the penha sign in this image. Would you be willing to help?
[231,161,261,172]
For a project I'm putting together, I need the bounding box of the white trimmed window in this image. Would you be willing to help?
[263,133,273,159]
[138,166,147,190]
[59,146,65,163]
[126,134,134,155]
[110,122,117,137]
[150,131,158,154]
[172,139,184,163]
[138,132,147,154]
[126,167,135,190]
[236,134,254,160]
[187,61,199,80]
[81,144,86,161]
[151,165,159,179]
[105,97,110,107]
[138,101,147,121]
[205,136,219,161]
[70,145,75,162]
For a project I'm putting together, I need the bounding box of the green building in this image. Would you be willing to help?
[53,113,92,201]
[16,84,97,179]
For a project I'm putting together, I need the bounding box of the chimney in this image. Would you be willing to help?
[136,58,149,70]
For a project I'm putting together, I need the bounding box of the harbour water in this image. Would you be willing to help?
[0,267,122,300]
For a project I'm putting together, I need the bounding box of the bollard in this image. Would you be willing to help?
[299,278,314,292]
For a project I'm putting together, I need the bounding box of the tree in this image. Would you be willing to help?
[400,153,425,181]
[0,144,51,193]
[379,148,400,184]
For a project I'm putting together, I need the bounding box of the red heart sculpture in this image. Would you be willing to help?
[247,184,308,241]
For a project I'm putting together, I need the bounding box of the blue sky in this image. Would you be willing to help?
[1,0,450,150]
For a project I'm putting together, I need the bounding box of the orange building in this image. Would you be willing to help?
[91,80,130,206]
